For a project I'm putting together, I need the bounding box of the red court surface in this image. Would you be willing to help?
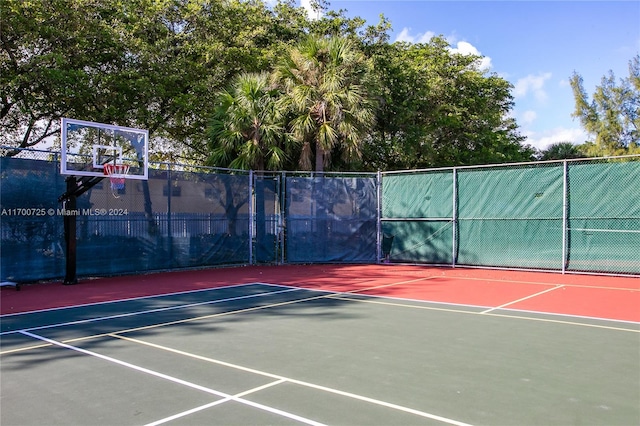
[1,264,639,323]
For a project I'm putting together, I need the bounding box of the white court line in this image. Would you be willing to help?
[0,282,268,317]
[480,285,565,314]
[112,334,473,426]
[0,287,302,336]
[259,276,437,294]
[327,294,639,332]
[20,331,325,426]
[145,379,287,426]
[259,282,640,327]
[1,293,336,356]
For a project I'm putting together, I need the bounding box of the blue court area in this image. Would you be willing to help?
[1,284,639,425]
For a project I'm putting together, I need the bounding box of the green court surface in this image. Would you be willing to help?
[1,284,639,425]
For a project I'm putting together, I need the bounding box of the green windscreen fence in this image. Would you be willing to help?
[254,174,282,264]
[69,168,251,276]
[2,148,638,281]
[566,160,640,274]
[381,171,454,264]
[456,164,564,269]
[382,158,639,275]
[1,155,66,281]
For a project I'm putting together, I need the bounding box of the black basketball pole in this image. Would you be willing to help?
[63,176,78,285]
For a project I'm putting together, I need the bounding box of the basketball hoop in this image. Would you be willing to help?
[104,163,130,191]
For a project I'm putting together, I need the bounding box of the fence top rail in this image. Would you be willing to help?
[284,170,377,177]
[150,161,250,175]
[1,146,59,155]
[381,154,640,175]
[3,146,639,176]
[0,146,250,174]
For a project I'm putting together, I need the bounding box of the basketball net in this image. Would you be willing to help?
[104,163,130,198]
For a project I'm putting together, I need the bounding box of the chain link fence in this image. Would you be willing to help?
[1,148,251,281]
[2,147,638,282]
[381,156,640,275]
[284,172,378,263]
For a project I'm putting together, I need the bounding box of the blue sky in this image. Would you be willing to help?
[298,0,640,150]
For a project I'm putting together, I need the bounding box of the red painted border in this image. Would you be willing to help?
[2,265,638,322]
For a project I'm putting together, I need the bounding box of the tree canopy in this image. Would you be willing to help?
[570,55,640,157]
[272,36,375,171]
[3,0,541,170]
[207,72,289,171]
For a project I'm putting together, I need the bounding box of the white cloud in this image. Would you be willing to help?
[524,127,587,150]
[300,0,323,20]
[394,27,435,44]
[448,41,492,71]
[514,73,552,102]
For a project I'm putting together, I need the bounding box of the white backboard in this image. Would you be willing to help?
[60,118,149,179]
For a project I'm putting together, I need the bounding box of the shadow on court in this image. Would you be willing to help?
[1,283,639,426]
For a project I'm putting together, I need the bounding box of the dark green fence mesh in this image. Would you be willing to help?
[254,174,282,264]
[381,171,454,263]
[382,158,639,275]
[1,155,66,281]
[285,175,377,263]
[72,168,251,277]
[1,151,251,281]
[566,160,640,274]
[456,164,564,269]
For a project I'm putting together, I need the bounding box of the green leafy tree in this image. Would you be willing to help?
[207,72,289,171]
[0,0,127,150]
[107,0,287,160]
[0,0,299,159]
[362,36,533,170]
[273,35,375,172]
[207,71,291,244]
[3,0,538,171]
[570,55,640,156]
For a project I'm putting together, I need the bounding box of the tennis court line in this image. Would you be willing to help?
[427,275,640,292]
[19,331,326,426]
[0,286,302,338]
[65,293,333,342]
[263,282,640,328]
[6,281,635,357]
[0,291,335,356]
[0,287,311,355]
[145,379,291,426]
[111,334,474,426]
[479,285,565,314]
[0,282,265,317]
[258,276,439,295]
[327,295,640,333]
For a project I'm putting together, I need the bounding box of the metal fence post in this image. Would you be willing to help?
[377,171,382,263]
[280,171,286,265]
[167,165,173,266]
[452,167,458,268]
[248,170,254,265]
[562,160,568,274]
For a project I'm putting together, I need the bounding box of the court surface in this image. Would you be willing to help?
[1,265,639,425]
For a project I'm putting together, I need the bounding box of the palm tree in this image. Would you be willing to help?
[207,72,290,246]
[207,72,288,171]
[273,36,375,172]
[539,142,584,160]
